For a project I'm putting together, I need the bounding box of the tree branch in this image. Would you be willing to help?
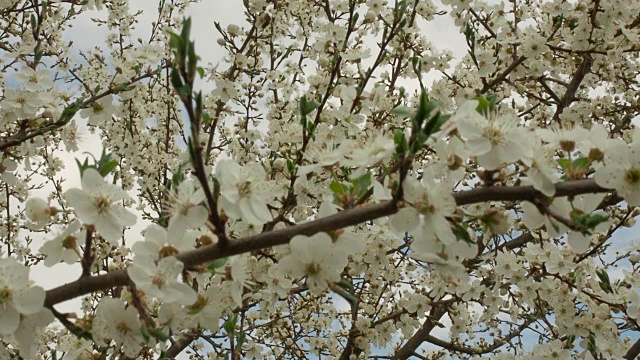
[44,179,608,307]
[478,55,526,94]
[625,337,640,360]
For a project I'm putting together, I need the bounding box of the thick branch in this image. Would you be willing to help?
[625,337,640,360]
[393,306,449,359]
[552,54,592,123]
[478,55,526,94]
[45,179,608,307]
[419,317,535,356]
[166,334,198,358]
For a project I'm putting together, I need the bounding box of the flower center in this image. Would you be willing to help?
[94,196,111,214]
[237,181,251,198]
[0,287,12,304]
[448,154,463,170]
[415,195,436,214]
[306,262,320,275]
[115,321,130,334]
[482,126,504,145]
[62,235,77,249]
[92,102,104,113]
[159,245,179,258]
[178,201,194,216]
[588,148,604,162]
[560,140,575,152]
[626,169,640,185]
[152,275,167,289]
[188,295,208,314]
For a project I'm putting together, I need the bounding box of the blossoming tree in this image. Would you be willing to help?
[1,0,640,358]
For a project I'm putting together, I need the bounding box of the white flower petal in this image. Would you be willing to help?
[12,286,45,315]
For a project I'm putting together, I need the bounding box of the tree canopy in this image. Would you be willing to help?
[1,0,640,359]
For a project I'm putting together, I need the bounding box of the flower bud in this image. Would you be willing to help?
[273,158,286,171]
[364,10,376,23]
[25,197,54,229]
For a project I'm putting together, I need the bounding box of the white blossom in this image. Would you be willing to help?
[133,223,198,260]
[128,256,197,305]
[595,141,640,206]
[166,179,209,240]
[279,233,348,295]
[14,67,53,91]
[39,220,83,266]
[64,168,136,244]
[455,100,531,170]
[12,309,54,359]
[0,258,45,335]
[0,157,18,186]
[80,95,115,126]
[216,159,274,226]
[56,334,94,360]
[92,298,143,358]
[390,173,457,250]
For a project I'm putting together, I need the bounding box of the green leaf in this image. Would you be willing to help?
[98,160,118,176]
[34,49,43,65]
[236,332,247,349]
[393,129,408,156]
[148,327,169,341]
[60,99,83,123]
[391,106,414,119]
[351,12,359,26]
[414,90,430,129]
[207,257,228,272]
[453,222,475,245]
[140,325,151,342]
[168,32,184,56]
[329,181,350,197]
[464,23,475,43]
[572,157,590,170]
[336,278,354,291]
[75,157,92,178]
[187,40,198,82]
[171,168,185,188]
[350,172,372,198]
[410,130,427,154]
[571,211,609,233]
[222,315,237,335]
[587,333,597,351]
[596,269,613,294]
[330,284,357,309]
[202,112,212,126]
[556,158,571,170]
[180,17,192,45]
[473,94,497,114]
[170,67,184,92]
[299,95,320,117]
